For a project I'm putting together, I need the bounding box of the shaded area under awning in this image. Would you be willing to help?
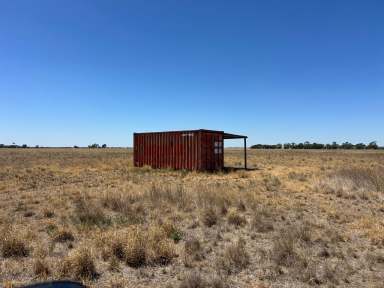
[223,132,248,170]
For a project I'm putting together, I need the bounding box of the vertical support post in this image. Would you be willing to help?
[244,137,247,170]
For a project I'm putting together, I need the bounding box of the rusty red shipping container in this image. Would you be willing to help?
[133,129,247,171]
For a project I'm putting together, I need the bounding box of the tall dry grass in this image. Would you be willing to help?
[1,148,384,287]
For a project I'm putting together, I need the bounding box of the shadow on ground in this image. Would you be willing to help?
[21,281,85,288]
[223,166,259,173]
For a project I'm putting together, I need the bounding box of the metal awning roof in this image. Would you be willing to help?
[223,133,248,139]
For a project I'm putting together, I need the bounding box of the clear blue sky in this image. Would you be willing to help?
[1,0,383,147]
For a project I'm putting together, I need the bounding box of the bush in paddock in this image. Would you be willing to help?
[1,232,29,258]
[59,247,98,280]
[218,238,249,274]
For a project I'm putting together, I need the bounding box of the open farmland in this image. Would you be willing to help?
[0,148,384,288]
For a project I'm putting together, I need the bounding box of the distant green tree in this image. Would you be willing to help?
[355,143,366,150]
[330,142,339,149]
[341,142,354,149]
[283,143,293,149]
[102,144,107,148]
[88,143,100,148]
[312,143,325,149]
[22,144,28,148]
[303,141,311,149]
[367,141,378,150]
[296,143,304,149]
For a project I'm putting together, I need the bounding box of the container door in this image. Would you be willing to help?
[213,135,224,170]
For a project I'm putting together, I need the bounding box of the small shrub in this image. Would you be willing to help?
[227,209,247,227]
[271,224,313,269]
[103,226,176,268]
[52,229,75,243]
[185,237,201,257]
[237,200,246,211]
[251,205,275,233]
[184,237,203,262]
[202,207,218,227]
[45,223,58,235]
[170,229,183,243]
[34,245,48,259]
[295,221,313,243]
[219,202,228,215]
[302,259,349,285]
[1,236,29,258]
[43,209,55,218]
[109,256,120,272]
[124,226,176,267]
[179,271,205,288]
[151,239,175,265]
[110,237,126,260]
[124,230,147,268]
[263,175,281,191]
[147,226,176,265]
[272,230,297,267]
[60,247,98,280]
[101,191,132,216]
[288,172,307,181]
[251,216,274,233]
[33,258,50,278]
[209,277,228,288]
[23,211,35,218]
[72,195,110,227]
[219,238,249,274]
[161,221,183,243]
[14,201,27,212]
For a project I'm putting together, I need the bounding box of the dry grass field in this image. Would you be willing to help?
[0,148,384,288]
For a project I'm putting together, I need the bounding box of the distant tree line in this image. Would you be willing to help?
[0,143,108,149]
[0,144,32,148]
[250,141,382,150]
